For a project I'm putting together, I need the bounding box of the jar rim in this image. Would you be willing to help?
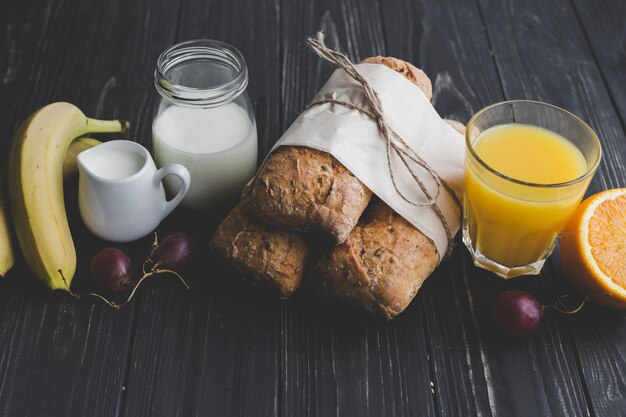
[154,39,248,108]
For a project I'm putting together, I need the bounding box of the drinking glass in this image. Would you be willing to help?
[463,100,601,278]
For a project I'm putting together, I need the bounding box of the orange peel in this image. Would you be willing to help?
[560,188,626,309]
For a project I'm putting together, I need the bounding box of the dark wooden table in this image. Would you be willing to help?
[1,0,625,416]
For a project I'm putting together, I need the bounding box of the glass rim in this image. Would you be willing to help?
[466,100,602,188]
[154,39,248,108]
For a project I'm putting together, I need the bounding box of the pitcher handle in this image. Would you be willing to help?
[154,164,191,219]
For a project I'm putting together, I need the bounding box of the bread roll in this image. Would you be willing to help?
[251,147,372,243]
[250,57,432,244]
[361,56,433,101]
[212,57,440,302]
[210,196,308,298]
[311,200,438,319]
[311,120,465,319]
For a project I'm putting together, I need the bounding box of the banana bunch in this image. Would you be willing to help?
[2,102,127,290]
[0,138,103,277]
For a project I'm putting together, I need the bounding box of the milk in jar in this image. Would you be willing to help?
[152,39,258,210]
[152,104,257,209]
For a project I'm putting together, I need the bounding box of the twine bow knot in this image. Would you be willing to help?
[306,32,461,256]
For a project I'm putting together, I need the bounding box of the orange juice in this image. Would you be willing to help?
[464,123,588,267]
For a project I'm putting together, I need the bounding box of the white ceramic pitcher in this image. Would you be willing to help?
[77,140,190,242]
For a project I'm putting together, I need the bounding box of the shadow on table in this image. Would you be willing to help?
[3,199,622,343]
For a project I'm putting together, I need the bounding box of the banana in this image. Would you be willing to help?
[62,137,102,180]
[0,137,103,278]
[0,177,15,278]
[8,102,127,290]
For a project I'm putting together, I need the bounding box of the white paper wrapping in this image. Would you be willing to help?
[266,63,465,260]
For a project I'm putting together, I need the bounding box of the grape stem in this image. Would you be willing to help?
[543,294,588,315]
[142,232,161,275]
[61,270,122,310]
[63,232,190,310]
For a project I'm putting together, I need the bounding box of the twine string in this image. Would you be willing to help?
[306,32,461,255]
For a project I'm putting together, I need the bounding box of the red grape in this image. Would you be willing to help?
[155,232,195,271]
[90,247,134,293]
[492,290,543,339]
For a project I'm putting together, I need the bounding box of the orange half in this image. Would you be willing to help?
[560,188,626,309]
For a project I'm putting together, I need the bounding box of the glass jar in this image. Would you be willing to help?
[152,39,258,210]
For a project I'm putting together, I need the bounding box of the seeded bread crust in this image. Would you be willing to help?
[211,57,447,305]
[361,56,433,101]
[311,200,439,319]
[250,56,432,244]
[251,147,372,243]
[210,196,308,298]
[310,119,465,319]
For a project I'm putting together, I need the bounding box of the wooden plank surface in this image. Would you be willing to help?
[0,0,143,416]
[381,1,503,415]
[0,0,624,416]
[120,1,283,416]
[570,0,626,124]
[475,0,626,416]
[382,1,594,416]
[277,1,437,416]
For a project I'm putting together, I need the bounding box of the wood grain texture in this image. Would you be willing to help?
[0,0,624,416]
[0,0,76,156]
[476,0,626,415]
[278,1,437,416]
[0,0,179,416]
[0,1,135,416]
[120,1,283,416]
[571,0,626,128]
[381,1,500,415]
[382,1,594,416]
